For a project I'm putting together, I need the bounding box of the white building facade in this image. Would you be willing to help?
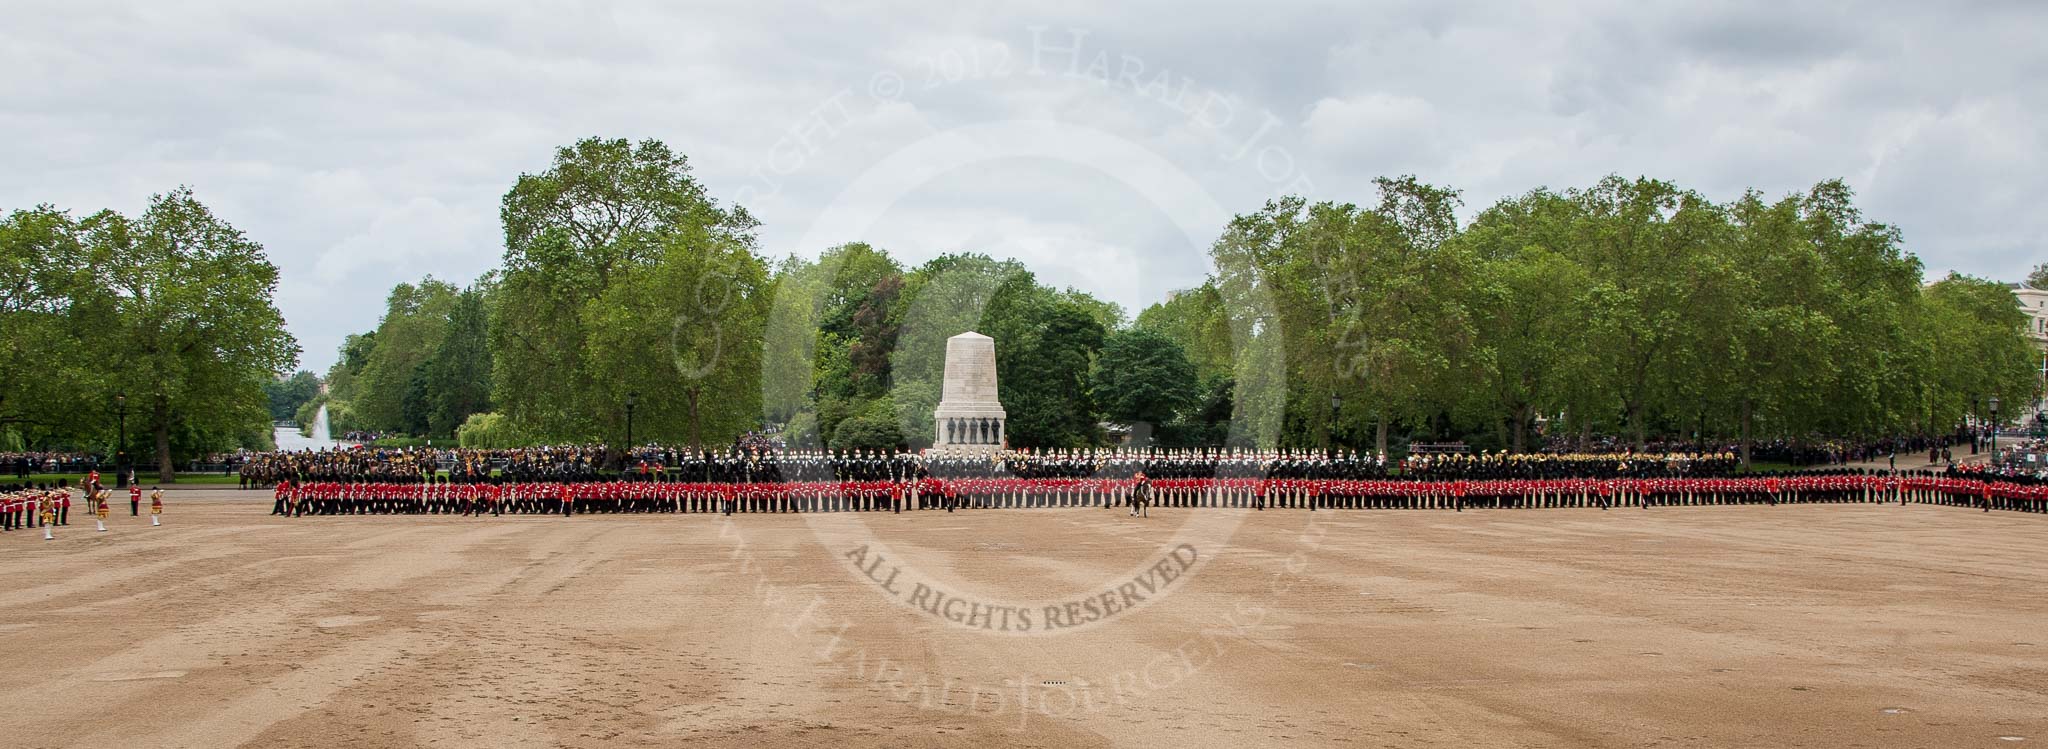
[2018,285,2048,422]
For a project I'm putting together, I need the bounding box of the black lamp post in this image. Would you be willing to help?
[624,391,639,449]
[114,392,129,489]
[1970,398,1981,454]
[1989,395,2000,456]
[1328,393,1343,456]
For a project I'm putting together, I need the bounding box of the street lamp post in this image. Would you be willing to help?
[1987,395,2001,513]
[1989,395,2000,456]
[114,393,129,489]
[1328,393,1343,456]
[624,391,639,451]
[1971,399,1982,454]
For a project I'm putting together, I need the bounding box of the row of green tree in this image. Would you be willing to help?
[320,138,1185,452]
[322,137,2040,462]
[317,278,492,442]
[1192,177,2039,462]
[1,188,299,478]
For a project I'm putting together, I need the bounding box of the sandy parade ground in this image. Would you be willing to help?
[2,490,2045,748]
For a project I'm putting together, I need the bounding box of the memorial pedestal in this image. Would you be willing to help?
[934,332,1006,452]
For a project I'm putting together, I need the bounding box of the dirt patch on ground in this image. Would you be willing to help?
[2,494,2044,747]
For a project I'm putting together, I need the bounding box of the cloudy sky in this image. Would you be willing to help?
[5,0,2042,372]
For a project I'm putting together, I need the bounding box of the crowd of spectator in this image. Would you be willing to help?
[1987,437,2048,478]
[1536,435,1972,467]
[733,429,782,453]
[2,452,99,477]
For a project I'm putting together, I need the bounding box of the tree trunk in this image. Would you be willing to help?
[686,388,703,450]
[1739,398,1754,470]
[1630,403,1646,452]
[153,406,175,483]
[1374,414,1389,457]
[1510,405,1529,454]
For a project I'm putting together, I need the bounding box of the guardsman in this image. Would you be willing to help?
[149,487,164,526]
[129,484,142,516]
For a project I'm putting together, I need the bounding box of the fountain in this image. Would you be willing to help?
[273,404,342,451]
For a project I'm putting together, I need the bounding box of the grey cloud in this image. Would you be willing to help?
[2,0,2040,372]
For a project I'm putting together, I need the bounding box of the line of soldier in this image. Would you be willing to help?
[1895,469,2048,513]
[1,483,71,533]
[256,462,2048,515]
[2,481,168,539]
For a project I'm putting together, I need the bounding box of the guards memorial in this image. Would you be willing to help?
[934,331,1006,451]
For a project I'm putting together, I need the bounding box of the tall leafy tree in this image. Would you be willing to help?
[1092,328,1198,444]
[1209,177,1471,453]
[1322,177,1472,453]
[87,187,298,480]
[1715,190,1843,463]
[263,371,322,422]
[0,206,104,441]
[890,254,1031,391]
[1917,274,2039,430]
[1456,189,1595,452]
[492,137,757,440]
[979,276,1106,447]
[320,331,377,433]
[425,284,495,437]
[582,231,771,448]
[761,255,827,423]
[353,279,459,432]
[1134,283,1235,384]
[1560,177,1717,448]
[1796,181,1923,439]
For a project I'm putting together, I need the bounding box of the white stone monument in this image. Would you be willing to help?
[934,331,1006,451]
